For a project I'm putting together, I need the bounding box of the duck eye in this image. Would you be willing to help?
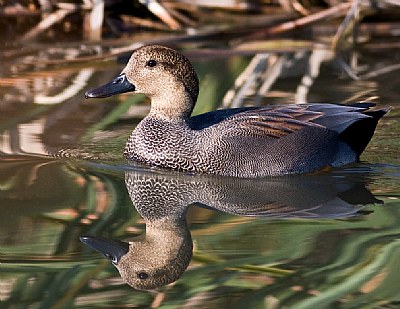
[137,272,149,280]
[147,60,157,67]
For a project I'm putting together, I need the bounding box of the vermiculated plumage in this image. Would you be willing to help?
[85,45,389,177]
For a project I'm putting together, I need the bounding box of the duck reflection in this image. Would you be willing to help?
[81,167,381,290]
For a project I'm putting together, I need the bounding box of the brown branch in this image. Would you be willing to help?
[331,0,362,50]
[121,15,169,31]
[360,63,400,79]
[138,0,181,30]
[22,8,77,41]
[246,1,353,40]
[162,4,197,27]
[0,6,41,16]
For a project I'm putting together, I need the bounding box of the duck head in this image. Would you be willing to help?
[80,221,192,290]
[85,45,199,120]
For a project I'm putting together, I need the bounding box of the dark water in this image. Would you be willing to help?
[1,42,400,308]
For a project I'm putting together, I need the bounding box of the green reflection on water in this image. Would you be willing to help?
[1,155,400,307]
[0,43,399,308]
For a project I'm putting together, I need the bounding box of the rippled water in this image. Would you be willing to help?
[1,42,399,308]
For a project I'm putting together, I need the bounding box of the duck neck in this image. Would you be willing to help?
[143,217,192,256]
[149,91,194,122]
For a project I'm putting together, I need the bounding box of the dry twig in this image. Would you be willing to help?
[22,8,77,41]
[138,0,181,30]
[246,2,353,39]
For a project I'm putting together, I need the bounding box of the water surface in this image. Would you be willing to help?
[1,41,399,308]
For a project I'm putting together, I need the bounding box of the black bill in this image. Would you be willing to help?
[80,235,129,265]
[85,73,135,98]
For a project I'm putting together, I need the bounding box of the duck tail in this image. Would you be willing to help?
[339,103,390,157]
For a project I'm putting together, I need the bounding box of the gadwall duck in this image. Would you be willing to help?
[85,45,388,177]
